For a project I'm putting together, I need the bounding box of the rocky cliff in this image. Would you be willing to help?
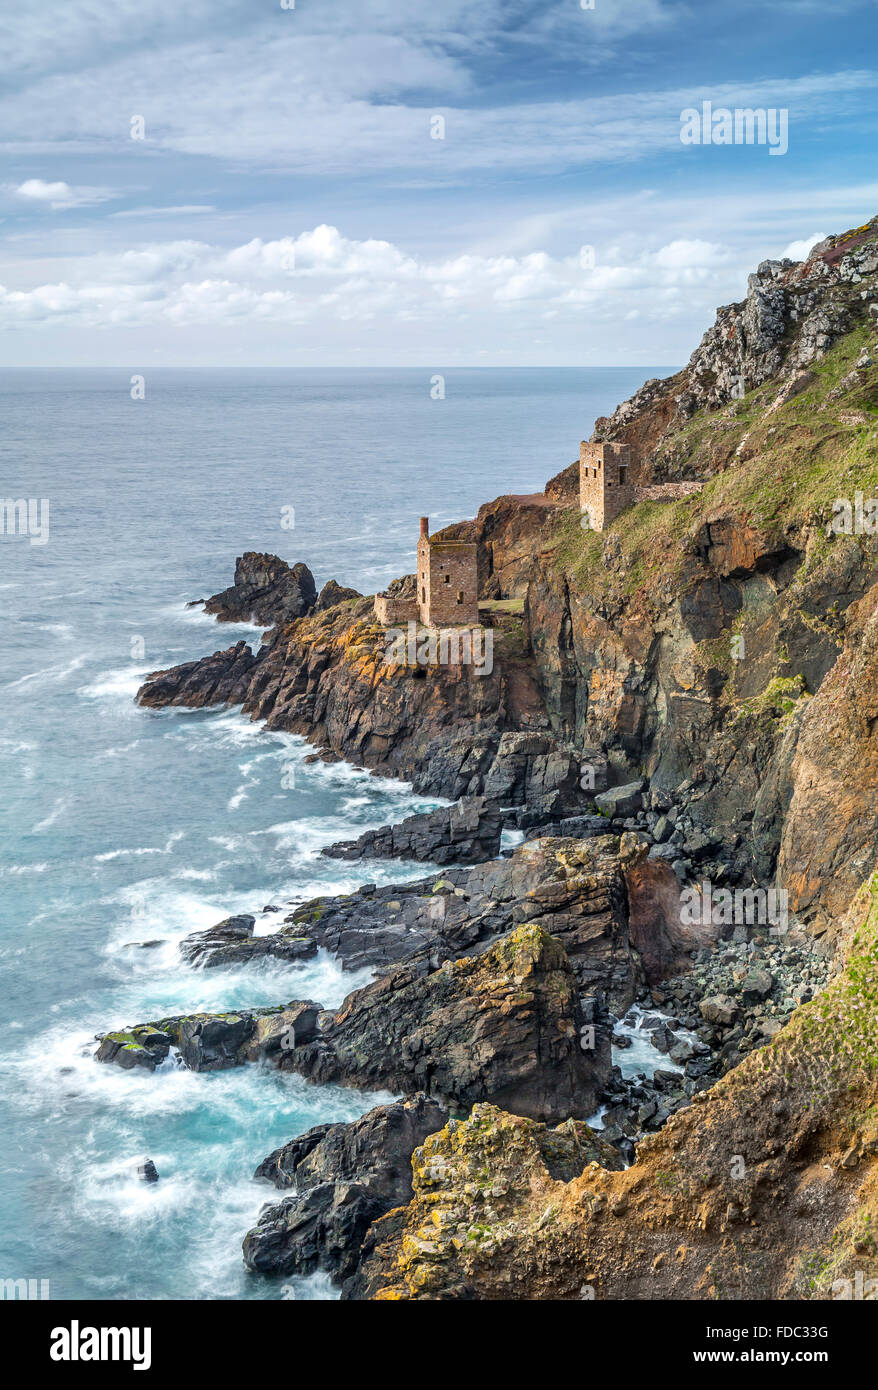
[128,215,878,1301]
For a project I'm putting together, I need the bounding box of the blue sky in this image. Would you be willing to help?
[1,0,876,366]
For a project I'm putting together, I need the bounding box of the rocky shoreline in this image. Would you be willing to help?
[102,215,878,1299]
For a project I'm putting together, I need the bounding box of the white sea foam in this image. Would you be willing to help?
[102,740,142,757]
[31,796,69,833]
[94,831,185,863]
[0,736,38,754]
[79,665,151,699]
[2,655,87,693]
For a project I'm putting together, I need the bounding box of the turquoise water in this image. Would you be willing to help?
[0,366,664,1300]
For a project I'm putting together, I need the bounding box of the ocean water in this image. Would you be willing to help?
[0,366,667,1301]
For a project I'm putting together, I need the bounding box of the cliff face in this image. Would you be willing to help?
[523,231,878,931]
[140,598,544,797]
[131,216,878,1302]
[351,878,878,1301]
[593,216,878,474]
[138,218,878,928]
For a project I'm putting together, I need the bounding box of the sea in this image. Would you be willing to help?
[0,366,674,1301]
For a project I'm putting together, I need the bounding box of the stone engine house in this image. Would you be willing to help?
[416,517,480,627]
[579,441,634,531]
[373,517,480,628]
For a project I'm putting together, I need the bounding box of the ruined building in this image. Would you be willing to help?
[579,440,704,531]
[374,517,480,627]
[579,442,634,531]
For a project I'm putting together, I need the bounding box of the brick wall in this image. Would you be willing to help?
[418,535,480,626]
[579,442,634,531]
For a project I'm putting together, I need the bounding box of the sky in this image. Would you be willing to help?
[1,0,877,367]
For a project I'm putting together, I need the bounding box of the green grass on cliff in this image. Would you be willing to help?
[550,324,878,605]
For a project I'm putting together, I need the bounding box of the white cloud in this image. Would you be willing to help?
[11,178,116,209]
[110,204,216,218]
[0,224,759,330]
[781,232,827,260]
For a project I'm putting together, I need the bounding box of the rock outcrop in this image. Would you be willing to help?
[778,580,878,937]
[242,834,638,1001]
[95,1001,321,1072]
[97,922,608,1122]
[315,578,361,611]
[179,914,317,968]
[322,795,503,866]
[138,598,546,798]
[201,552,317,625]
[594,215,878,470]
[243,1095,448,1282]
[280,924,610,1123]
[350,878,878,1301]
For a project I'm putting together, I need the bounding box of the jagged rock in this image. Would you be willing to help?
[595,218,878,439]
[594,781,644,817]
[243,1095,448,1281]
[267,835,638,1005]
[179,914,317,968]
[316,579,361,611]
[281,924,610,1124]
[137,641,260,710]
[138,597,540,798]
[345,1103,625,1300]
[203,552,317,625]
[94,1002,320,1073]
[347,883,878,1301]
[322,796,502,866]
[699,995,738,1027]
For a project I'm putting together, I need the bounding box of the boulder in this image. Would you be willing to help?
[699,995,739,1027]
[179,914,317,968]
[243,1095,448,1281]
[741,968,774,1004]
[594,781,645,818]
[202,553,317,626]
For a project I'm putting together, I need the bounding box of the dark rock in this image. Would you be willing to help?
[203,553,317,626]
[699,995,739,1027]
[137,641,261,710]
[283,834,638,1006]
[741,968,774,1003]
[179,914,317,968]
[281,924,610,1124]
[95,1002,321,1074]
[137,1160,159,1183]
[315,579,362,611]
[322,796,502,867]
[594,781,644,818]
[243,1095,448,1281]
